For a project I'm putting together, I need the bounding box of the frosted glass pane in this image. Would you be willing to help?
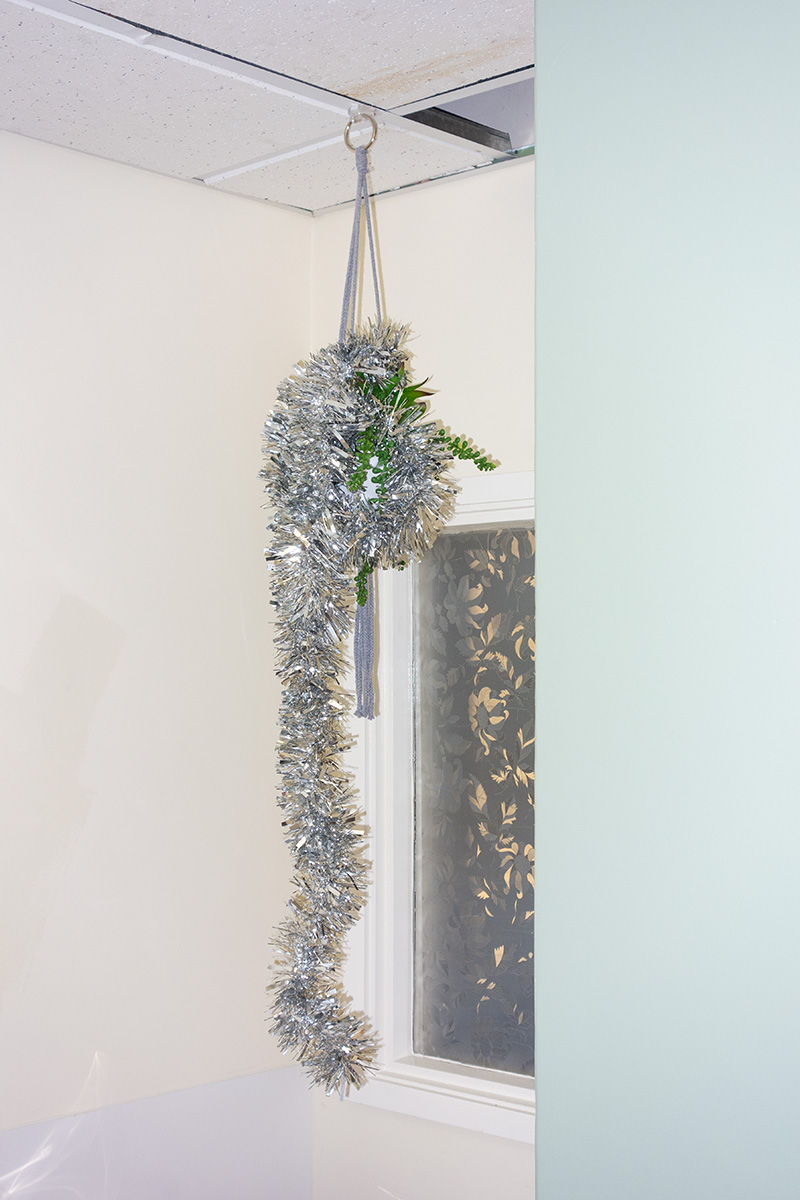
[414,525,535,1075]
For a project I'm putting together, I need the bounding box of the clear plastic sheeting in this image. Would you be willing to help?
[0,1062,311,1198]
[414,525,535,1076]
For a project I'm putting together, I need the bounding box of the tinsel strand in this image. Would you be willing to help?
[261,321,457,1093]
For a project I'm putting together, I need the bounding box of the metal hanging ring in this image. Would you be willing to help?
[344,112,378,152]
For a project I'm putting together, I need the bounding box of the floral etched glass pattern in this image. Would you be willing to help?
[414,525,535,1076]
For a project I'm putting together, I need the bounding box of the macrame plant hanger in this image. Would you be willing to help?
[260,109,495,1097]
[341,112,381,721]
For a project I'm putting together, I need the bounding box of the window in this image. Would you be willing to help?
[414,521,535,1076]
[343,471,535,1142]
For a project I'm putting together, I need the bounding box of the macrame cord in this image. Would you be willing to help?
[341,137,382,719]
[339,144,382,343]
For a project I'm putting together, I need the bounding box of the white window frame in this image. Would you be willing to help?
[342,470,535,1144]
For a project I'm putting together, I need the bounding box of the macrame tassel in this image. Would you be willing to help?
[354,571,375,719]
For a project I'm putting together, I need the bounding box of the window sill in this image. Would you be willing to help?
[349,1055,535,1142]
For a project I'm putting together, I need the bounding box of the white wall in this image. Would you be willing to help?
[0,131,311,1145]
[314,1093,533,1200]
[535,3,800,1197]
[0,130,534,1196]
[311,160,535,1200]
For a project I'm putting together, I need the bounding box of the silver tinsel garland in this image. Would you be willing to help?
[261,319,458,1094]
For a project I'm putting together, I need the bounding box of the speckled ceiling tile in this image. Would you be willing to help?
[211,124,489,212]
[95,0,535,109]
[0,4,343,179]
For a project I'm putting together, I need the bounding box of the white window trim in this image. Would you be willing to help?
[342,470,535,1144]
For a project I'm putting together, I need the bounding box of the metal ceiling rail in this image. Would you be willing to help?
[8,0,349,112]
[8,0,510,186]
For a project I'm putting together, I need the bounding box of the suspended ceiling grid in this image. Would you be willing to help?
[0,0,534,211]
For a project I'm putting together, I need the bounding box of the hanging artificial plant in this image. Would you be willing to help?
[261,117,496,1096]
